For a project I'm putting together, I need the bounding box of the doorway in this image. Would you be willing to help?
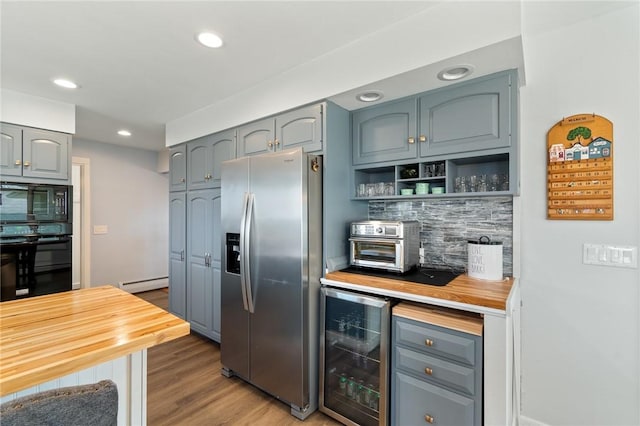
[72,157,91,289]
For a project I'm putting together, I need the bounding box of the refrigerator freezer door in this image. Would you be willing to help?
[247,149,308,407]
[221,156,250,379]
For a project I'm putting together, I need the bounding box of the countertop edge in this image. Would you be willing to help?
[321,277,514,317]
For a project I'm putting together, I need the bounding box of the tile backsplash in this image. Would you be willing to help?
[369,197,513,276]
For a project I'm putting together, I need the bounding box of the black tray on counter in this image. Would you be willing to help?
[339,266,460,287]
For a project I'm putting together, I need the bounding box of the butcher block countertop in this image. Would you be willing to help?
[323,270,515,315]
[0,286,190,396]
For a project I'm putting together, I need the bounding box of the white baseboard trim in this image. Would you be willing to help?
[519,415,551,426]
[118,277,168,294]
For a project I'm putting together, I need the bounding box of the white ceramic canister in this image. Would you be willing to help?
[467,236,503,280]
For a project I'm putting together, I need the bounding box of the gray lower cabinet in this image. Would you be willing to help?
[0,123,71,182]
[391,304,483,426]
[186,189,221,342]
[237,103,323,157]
[169,145,187,192]
[168,192,187,319]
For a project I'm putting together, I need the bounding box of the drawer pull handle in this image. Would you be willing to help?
[425,414,435,423]
[425,338,434,347]
[425,367,433,375]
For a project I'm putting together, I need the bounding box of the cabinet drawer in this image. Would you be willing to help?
[394,317,477,365]
[392,371,476,426]
[394,346,476,396]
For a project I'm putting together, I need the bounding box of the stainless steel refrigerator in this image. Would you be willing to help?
[220,148,322,420]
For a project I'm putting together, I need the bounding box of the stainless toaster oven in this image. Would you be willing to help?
[349,220,420,273]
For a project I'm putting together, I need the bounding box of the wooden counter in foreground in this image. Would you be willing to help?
[324,270,514,313]
[0,285,189,424]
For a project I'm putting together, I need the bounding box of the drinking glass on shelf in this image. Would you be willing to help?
[499,174,509,191]
[489,174,500,191]
[384,182,395,196]
[435,162,445,176]
[426,163,436,177]
[366,183,375,197]
[357,184,366,197]
[375,182,385,196]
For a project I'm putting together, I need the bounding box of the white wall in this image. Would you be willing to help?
[72,139,168,287]
[519,3,639,425]
[0,89,75,134]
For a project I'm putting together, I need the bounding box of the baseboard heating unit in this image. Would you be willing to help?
[118,277,168,294]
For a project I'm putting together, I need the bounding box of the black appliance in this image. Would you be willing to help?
[0,182,72,301]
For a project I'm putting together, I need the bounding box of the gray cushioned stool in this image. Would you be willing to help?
[0,379,118,426]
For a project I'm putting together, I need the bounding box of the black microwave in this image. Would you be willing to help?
[0,182,72,224]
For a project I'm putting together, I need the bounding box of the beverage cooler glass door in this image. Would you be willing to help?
[320,287,390,426]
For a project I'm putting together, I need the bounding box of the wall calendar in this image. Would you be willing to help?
[547,113,613,220]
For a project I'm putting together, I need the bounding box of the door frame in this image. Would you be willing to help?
[72,156,91,289]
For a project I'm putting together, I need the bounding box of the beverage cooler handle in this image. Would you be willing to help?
[239,192,250,312]
[244,193,255,314]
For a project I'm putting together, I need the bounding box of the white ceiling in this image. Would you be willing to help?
[1,1,527,152]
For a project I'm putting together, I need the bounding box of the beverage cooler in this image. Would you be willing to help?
[319,287,391,426]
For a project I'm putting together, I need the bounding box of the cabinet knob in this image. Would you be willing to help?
[424,367,433,375]
[23,161,31,167]
[14,160,21,166]
[180,177,186,183]
[408,137,415,144]
[267,141,273,148]
[274,138,280,146]
[425,338,434,347]
[425,414,435,424]
[419,135,427,142]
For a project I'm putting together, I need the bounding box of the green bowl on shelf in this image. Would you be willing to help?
[400,188,414,195]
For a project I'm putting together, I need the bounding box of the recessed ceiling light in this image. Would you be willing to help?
[118,130,132,137]
[437,65,474,81]
[53,78,78,89]
[356,91,384,103]
[196,32,223,48]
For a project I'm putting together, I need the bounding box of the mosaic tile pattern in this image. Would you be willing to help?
[368,197,513,275]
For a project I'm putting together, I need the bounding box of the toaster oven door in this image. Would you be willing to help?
[349,238,402,271]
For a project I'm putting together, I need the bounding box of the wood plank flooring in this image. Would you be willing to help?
[137,289,341,426]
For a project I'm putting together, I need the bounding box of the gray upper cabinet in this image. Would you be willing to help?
[168,192,187,319]
[169,145,187,192]
[187,130,236,190]
[352,98,417,165]
[1,124,70,182]
[277,103,323,153]
[0,123,22,178]
[210,129,237,187]
[238,103,323,157]
[418,71,513,157]
[237,117,274,157]
[187,136,214,190]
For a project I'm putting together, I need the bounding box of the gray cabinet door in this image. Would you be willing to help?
[392,371,476,426]
[211,129,236,188]
[352,98,417,165]
[168,192,187,319]
[186,189,221,341]
[419,71,513,157]
[238,117,274,157]
[0,123,22,177]
[187,136,214,190]
[187,190,214,337]
[211,189,222,341]
[276,104,322,153]
[22,128,69,180]
[169,145,187,192]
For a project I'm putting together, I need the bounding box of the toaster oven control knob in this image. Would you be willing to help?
[376,227,383,234]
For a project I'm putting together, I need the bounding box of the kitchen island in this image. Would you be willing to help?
[321,270,520,426]
[0,285,190,425]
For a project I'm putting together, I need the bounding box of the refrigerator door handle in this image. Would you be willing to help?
[244,193,256,314]
[239,192,250,312]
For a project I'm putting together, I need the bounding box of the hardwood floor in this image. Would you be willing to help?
[137,289,341,426]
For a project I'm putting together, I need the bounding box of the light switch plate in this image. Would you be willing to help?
[93,225,108,235]
[583,243,638,268]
